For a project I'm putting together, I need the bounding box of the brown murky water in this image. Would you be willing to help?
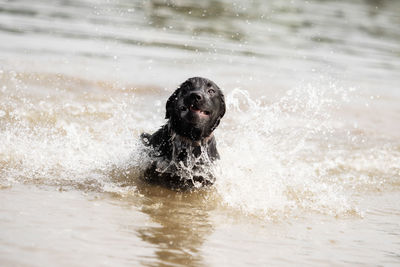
[1,0,400,266]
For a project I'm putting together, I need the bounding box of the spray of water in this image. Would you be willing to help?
[215,82,352,219]
[1,71,399,220]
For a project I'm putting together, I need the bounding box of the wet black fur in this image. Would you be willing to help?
[141,77,225,190]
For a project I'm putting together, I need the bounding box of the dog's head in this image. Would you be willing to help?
[166,77,225,141]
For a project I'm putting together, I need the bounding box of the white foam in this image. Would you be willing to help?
[215,83,362,219]
[1,73,399,220]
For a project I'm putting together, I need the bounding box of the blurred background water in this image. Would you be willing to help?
[0,0,400,266]
[1,0,400,92]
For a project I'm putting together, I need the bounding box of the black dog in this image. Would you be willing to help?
[141,77,226,190]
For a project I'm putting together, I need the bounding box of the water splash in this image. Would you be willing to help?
[214,80,389,219]
[0,70,148,192]
[1,71,399,220]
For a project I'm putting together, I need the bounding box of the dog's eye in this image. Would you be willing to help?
[180,106,187,111]
[207,89,215,94]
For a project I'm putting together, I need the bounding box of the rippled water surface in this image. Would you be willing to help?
[1,0,400,266]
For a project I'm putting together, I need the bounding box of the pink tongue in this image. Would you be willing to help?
[191,106,201,112]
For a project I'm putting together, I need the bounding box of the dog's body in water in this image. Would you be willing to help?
[141,77,225,190]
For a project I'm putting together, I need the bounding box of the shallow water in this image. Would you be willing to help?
[1,0,400,266]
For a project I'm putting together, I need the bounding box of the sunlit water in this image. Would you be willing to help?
[1,0,400,266]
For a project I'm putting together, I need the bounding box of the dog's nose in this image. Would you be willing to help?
[190,92,203,102]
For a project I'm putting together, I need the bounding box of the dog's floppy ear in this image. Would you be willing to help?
[165,88,180,119]
[166,80,192,119]
[210,92,226,132]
